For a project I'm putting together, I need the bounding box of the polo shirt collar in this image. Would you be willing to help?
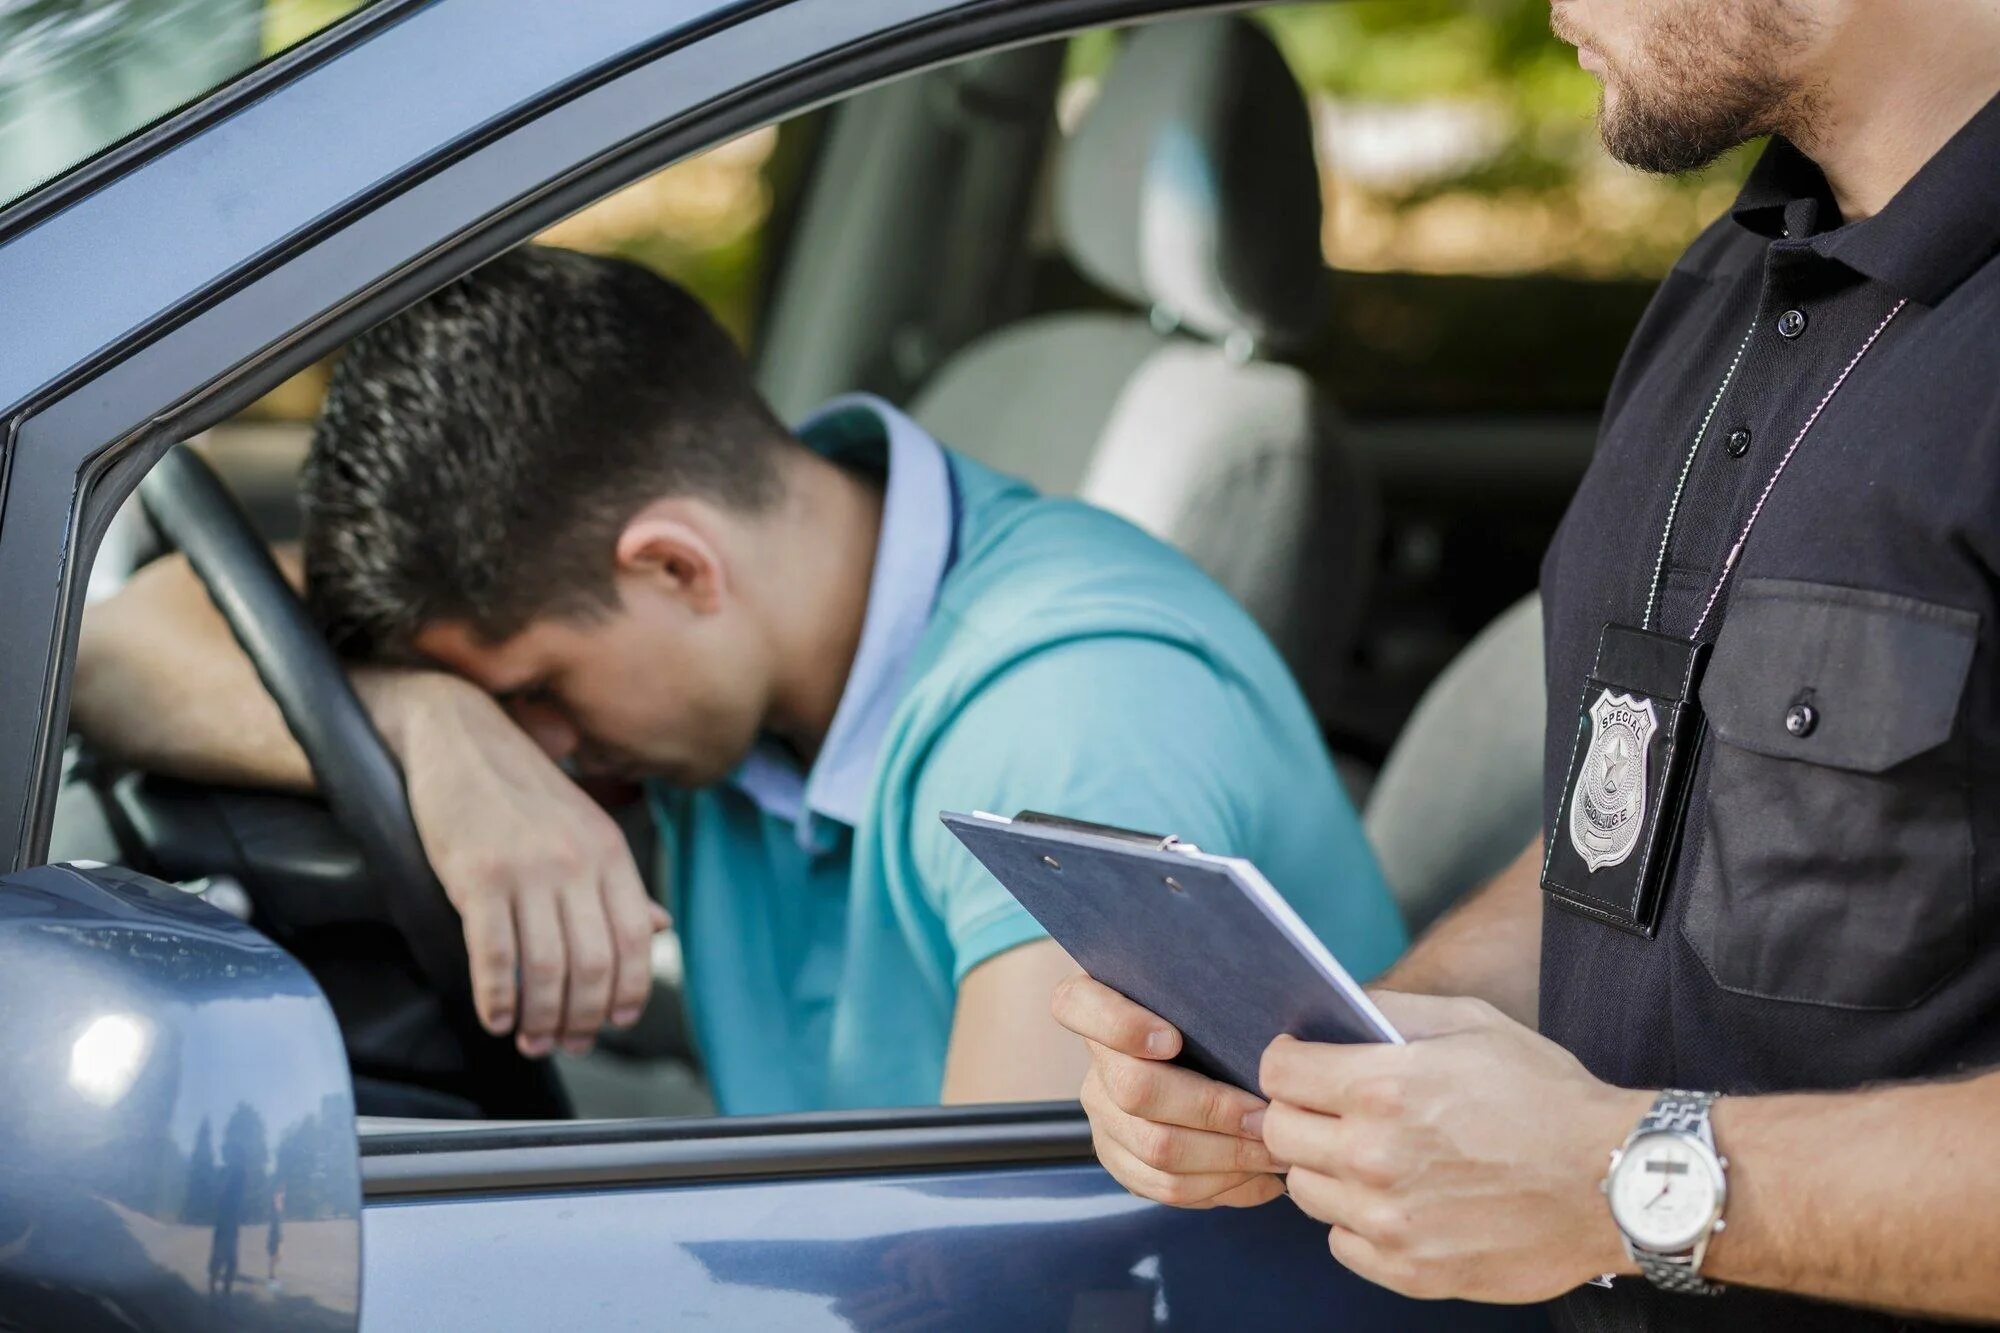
[1731,89,2000,306]
[728,394,956,850]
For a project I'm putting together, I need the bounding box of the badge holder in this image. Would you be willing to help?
[1539,297,1906,939]
[1541,623,1710,937]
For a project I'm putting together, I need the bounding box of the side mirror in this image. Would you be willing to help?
[0,863,360,1331]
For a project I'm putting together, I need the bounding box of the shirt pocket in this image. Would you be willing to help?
[1681,578,1979,1010]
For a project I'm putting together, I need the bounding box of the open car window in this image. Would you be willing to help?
[39,0,1749,1136]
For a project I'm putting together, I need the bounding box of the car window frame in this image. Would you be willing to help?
[0,0,1247,870]
[358,1101,1093,1197]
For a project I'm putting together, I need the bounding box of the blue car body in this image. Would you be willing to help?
[0,2,1554,1326]
[1,863,1545,1331]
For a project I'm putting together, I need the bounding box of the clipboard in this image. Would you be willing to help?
[941,810,1400,1098]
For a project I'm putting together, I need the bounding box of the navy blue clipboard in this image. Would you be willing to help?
[941,810,1399,1098]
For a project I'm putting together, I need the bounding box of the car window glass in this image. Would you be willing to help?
[0,0,377,211]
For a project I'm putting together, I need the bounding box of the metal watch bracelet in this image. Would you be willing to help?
[1639,1089,1719,1138]
[1624,1089,1727,1297]
[1638,1251,1724,1295]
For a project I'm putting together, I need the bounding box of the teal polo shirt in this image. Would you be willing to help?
[649,395,1406,1115]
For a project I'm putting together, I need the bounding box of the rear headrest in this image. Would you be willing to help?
[1058,16,1326,353]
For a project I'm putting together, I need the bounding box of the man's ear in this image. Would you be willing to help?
[613,504,727,613]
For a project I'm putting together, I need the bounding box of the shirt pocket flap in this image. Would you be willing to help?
[1699,578,1978,772]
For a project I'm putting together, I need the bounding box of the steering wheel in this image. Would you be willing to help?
[134,444,566,1117]
[136,444,472,991]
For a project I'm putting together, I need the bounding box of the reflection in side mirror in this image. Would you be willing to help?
[0,863,361,1332]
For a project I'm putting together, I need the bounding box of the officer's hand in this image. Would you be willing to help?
[363,671,670,1058]
[1052,973,1286,1208]
[1260,991,1647,1303]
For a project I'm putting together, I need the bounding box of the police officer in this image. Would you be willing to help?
[1052,0,2000,1327]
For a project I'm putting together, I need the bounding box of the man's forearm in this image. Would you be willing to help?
[73,550,440,791]
[1377,836,1544,1026]
[1700,1070,2000,1319]
[74,552,316,790]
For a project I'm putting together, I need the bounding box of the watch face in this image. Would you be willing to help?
[1609,1133,1722,1251]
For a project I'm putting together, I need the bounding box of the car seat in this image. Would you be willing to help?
[911,15,1377,715]
[1364,592,1547,935]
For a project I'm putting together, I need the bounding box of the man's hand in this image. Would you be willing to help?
[367,671,669,1059]
[1051,973,1286,1209]
[78,551,669,1059]
[1259,990,1645,1304]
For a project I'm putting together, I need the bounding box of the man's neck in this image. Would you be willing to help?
[1788,0,2000,223]
[755,449,884,764]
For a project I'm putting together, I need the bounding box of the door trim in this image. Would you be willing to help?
[360,1102,1095,1197]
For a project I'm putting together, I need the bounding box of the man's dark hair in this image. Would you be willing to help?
[301,245,788,659]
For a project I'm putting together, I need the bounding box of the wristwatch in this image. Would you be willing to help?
[1600,1089,1729,1295]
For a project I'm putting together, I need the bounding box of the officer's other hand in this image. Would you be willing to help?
[1261,990,1647,1303]
[365,671,671,1059]
[1051,972,1286,1209]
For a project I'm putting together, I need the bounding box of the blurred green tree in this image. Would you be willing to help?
[1251,1,1757,275]
[262,0,368,52]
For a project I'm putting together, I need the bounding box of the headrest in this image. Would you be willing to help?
[1058,16,1326,352]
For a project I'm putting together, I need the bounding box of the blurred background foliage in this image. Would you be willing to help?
[478,0,1757,366]
[1069,3,1755,278]
[3,0,1758,420]
[1256,1,1756,275]
[258,0,362,48]
[479,0,1757,343]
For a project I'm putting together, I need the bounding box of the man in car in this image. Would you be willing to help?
[1056,0,2000,1326]
[74,244,1405,1114]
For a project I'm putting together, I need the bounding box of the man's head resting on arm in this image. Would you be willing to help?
[300,242,1402,1108]
[303,245,860,790]
[299,244,902,1063]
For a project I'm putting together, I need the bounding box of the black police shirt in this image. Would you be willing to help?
[1539,93,2000,1333]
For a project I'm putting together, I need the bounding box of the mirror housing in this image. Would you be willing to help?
[0,863,361,1330]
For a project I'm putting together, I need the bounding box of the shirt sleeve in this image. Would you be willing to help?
[906,634,1258,982]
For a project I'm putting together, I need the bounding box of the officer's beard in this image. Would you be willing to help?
[1590,0,1822,176]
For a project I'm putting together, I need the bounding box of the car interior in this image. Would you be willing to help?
[47,8,1648,1124]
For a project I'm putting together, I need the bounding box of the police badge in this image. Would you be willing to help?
[1569,691,1658,871]
[1538,300,1905,938]
[1542,624,1710,937]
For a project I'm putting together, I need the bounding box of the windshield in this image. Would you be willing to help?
[0,0,374,211]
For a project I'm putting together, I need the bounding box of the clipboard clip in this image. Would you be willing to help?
[1012,811,1200,854]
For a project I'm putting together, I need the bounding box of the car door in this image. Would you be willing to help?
[357,1106,1539,1329]
[0,2,1554,1328]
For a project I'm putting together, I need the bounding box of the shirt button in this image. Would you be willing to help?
[1777,308,1808,338]
[1785,702,1818,737]
[1726,427,1753,457]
